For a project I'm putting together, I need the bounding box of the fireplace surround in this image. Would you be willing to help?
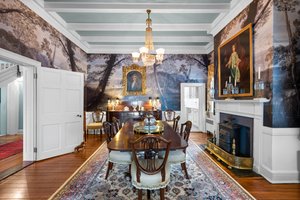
[212,98,300,183]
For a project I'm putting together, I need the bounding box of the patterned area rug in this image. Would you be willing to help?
[50,140,255,200]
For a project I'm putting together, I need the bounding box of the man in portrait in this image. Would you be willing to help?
[127,72,142,92]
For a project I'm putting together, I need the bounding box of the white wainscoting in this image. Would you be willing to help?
[261,127,300,183]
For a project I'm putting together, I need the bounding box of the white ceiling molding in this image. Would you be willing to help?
[21,0,252,55]
[210,0,253,36]
[81,36,213,43]
[68,23,212,32]
[205,42,214,54]
[21,0,89,52]
[87,45,208,54]
[44,2,230,13]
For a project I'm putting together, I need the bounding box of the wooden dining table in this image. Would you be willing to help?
[107,120,188,151]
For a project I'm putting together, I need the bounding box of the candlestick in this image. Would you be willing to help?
[258,67,261,80]
[225,81,228,88]
[234,77,236,87]
[229,76,231,83]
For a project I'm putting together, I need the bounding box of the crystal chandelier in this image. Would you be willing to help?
[132,9,165,66]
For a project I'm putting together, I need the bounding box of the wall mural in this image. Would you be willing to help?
[214,0,300,127]
[272,0,300,127]
[86,54,208,111]
[0,0,87,73]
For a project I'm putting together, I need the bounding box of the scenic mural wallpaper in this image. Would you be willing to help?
[0,0,299,127]
[0,0,87,73]
[214,0,299,127]
[86,54,208,111]
[272,0,300,127]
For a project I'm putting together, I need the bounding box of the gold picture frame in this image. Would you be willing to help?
[218,23,253,98]
[123,64,146,96]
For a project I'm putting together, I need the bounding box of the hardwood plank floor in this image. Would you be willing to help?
[0,133,299,199]
[0,134,32,180]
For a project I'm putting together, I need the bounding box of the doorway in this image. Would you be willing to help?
[0,48,84,179]
[0,63,32,179]
[180,83,206,132]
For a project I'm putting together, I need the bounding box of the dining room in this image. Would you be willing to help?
[0,0,299,199]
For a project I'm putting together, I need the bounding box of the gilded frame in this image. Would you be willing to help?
[218,23,253,98]
[123,64,146,96]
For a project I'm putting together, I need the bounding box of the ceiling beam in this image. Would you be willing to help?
[68,23,211,32]
[81,36,213,43]
[44,2,230,13]
[87,45,208,54]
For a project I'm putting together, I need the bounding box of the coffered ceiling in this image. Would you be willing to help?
[21,0,253,54]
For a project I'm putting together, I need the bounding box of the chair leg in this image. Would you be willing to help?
[100,129,103,137]
[147,190,150,200]
[138,189,142,200]
[105,161,114,180]
[128,164,132,179]
[160,188,165,200]
[181,162,189,179]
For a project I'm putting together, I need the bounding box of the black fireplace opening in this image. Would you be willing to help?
[219,113,253,157]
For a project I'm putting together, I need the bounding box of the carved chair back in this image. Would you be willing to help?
[103,121,115,143]
[92,111,104,123]
[179,121,192,143]
[131,135,171,183]
[164,109,176,122]
[112,117,122,134]
[172,115,181,132]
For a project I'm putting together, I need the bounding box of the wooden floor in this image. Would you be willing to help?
[0,133,299,199]
[0,134,33,180]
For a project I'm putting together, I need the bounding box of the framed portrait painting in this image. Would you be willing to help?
[218,23,253,98]
[123,64,146,96]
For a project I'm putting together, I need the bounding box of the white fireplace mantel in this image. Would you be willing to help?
[212,98,300,183]
[214,98,269,176]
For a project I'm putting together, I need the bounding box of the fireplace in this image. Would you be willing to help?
[219,113,253,157]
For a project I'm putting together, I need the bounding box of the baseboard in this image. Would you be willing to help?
[261,164,300,183]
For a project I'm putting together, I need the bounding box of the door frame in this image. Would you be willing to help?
[0,47,40,161]
[180,82,206,132]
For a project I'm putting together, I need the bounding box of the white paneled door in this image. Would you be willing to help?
[36,67,84,160]
[180,83,206,132]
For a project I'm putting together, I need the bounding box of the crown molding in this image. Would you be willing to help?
[209,0,253,36]
[68,23,211,32]
[87,45,208,54]
[82,36,213,43]
[44,2,230,13]
[21,0,89,52]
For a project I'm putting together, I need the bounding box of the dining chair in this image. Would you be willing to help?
[103,121,132,180]
[86,110,105,136]
[167,120,192,179]
[131,135,171,200]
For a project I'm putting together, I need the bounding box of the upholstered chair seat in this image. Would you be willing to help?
[86,122,102,129]
[165,150,185,164]
[109,151,132,165]
[131,160,171,190]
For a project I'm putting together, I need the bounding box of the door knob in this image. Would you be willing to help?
[76,114,82,118]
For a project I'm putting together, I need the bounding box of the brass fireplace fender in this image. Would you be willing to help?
[206,140,253,170]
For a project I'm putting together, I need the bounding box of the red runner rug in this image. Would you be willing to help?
[0,140,23,160]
